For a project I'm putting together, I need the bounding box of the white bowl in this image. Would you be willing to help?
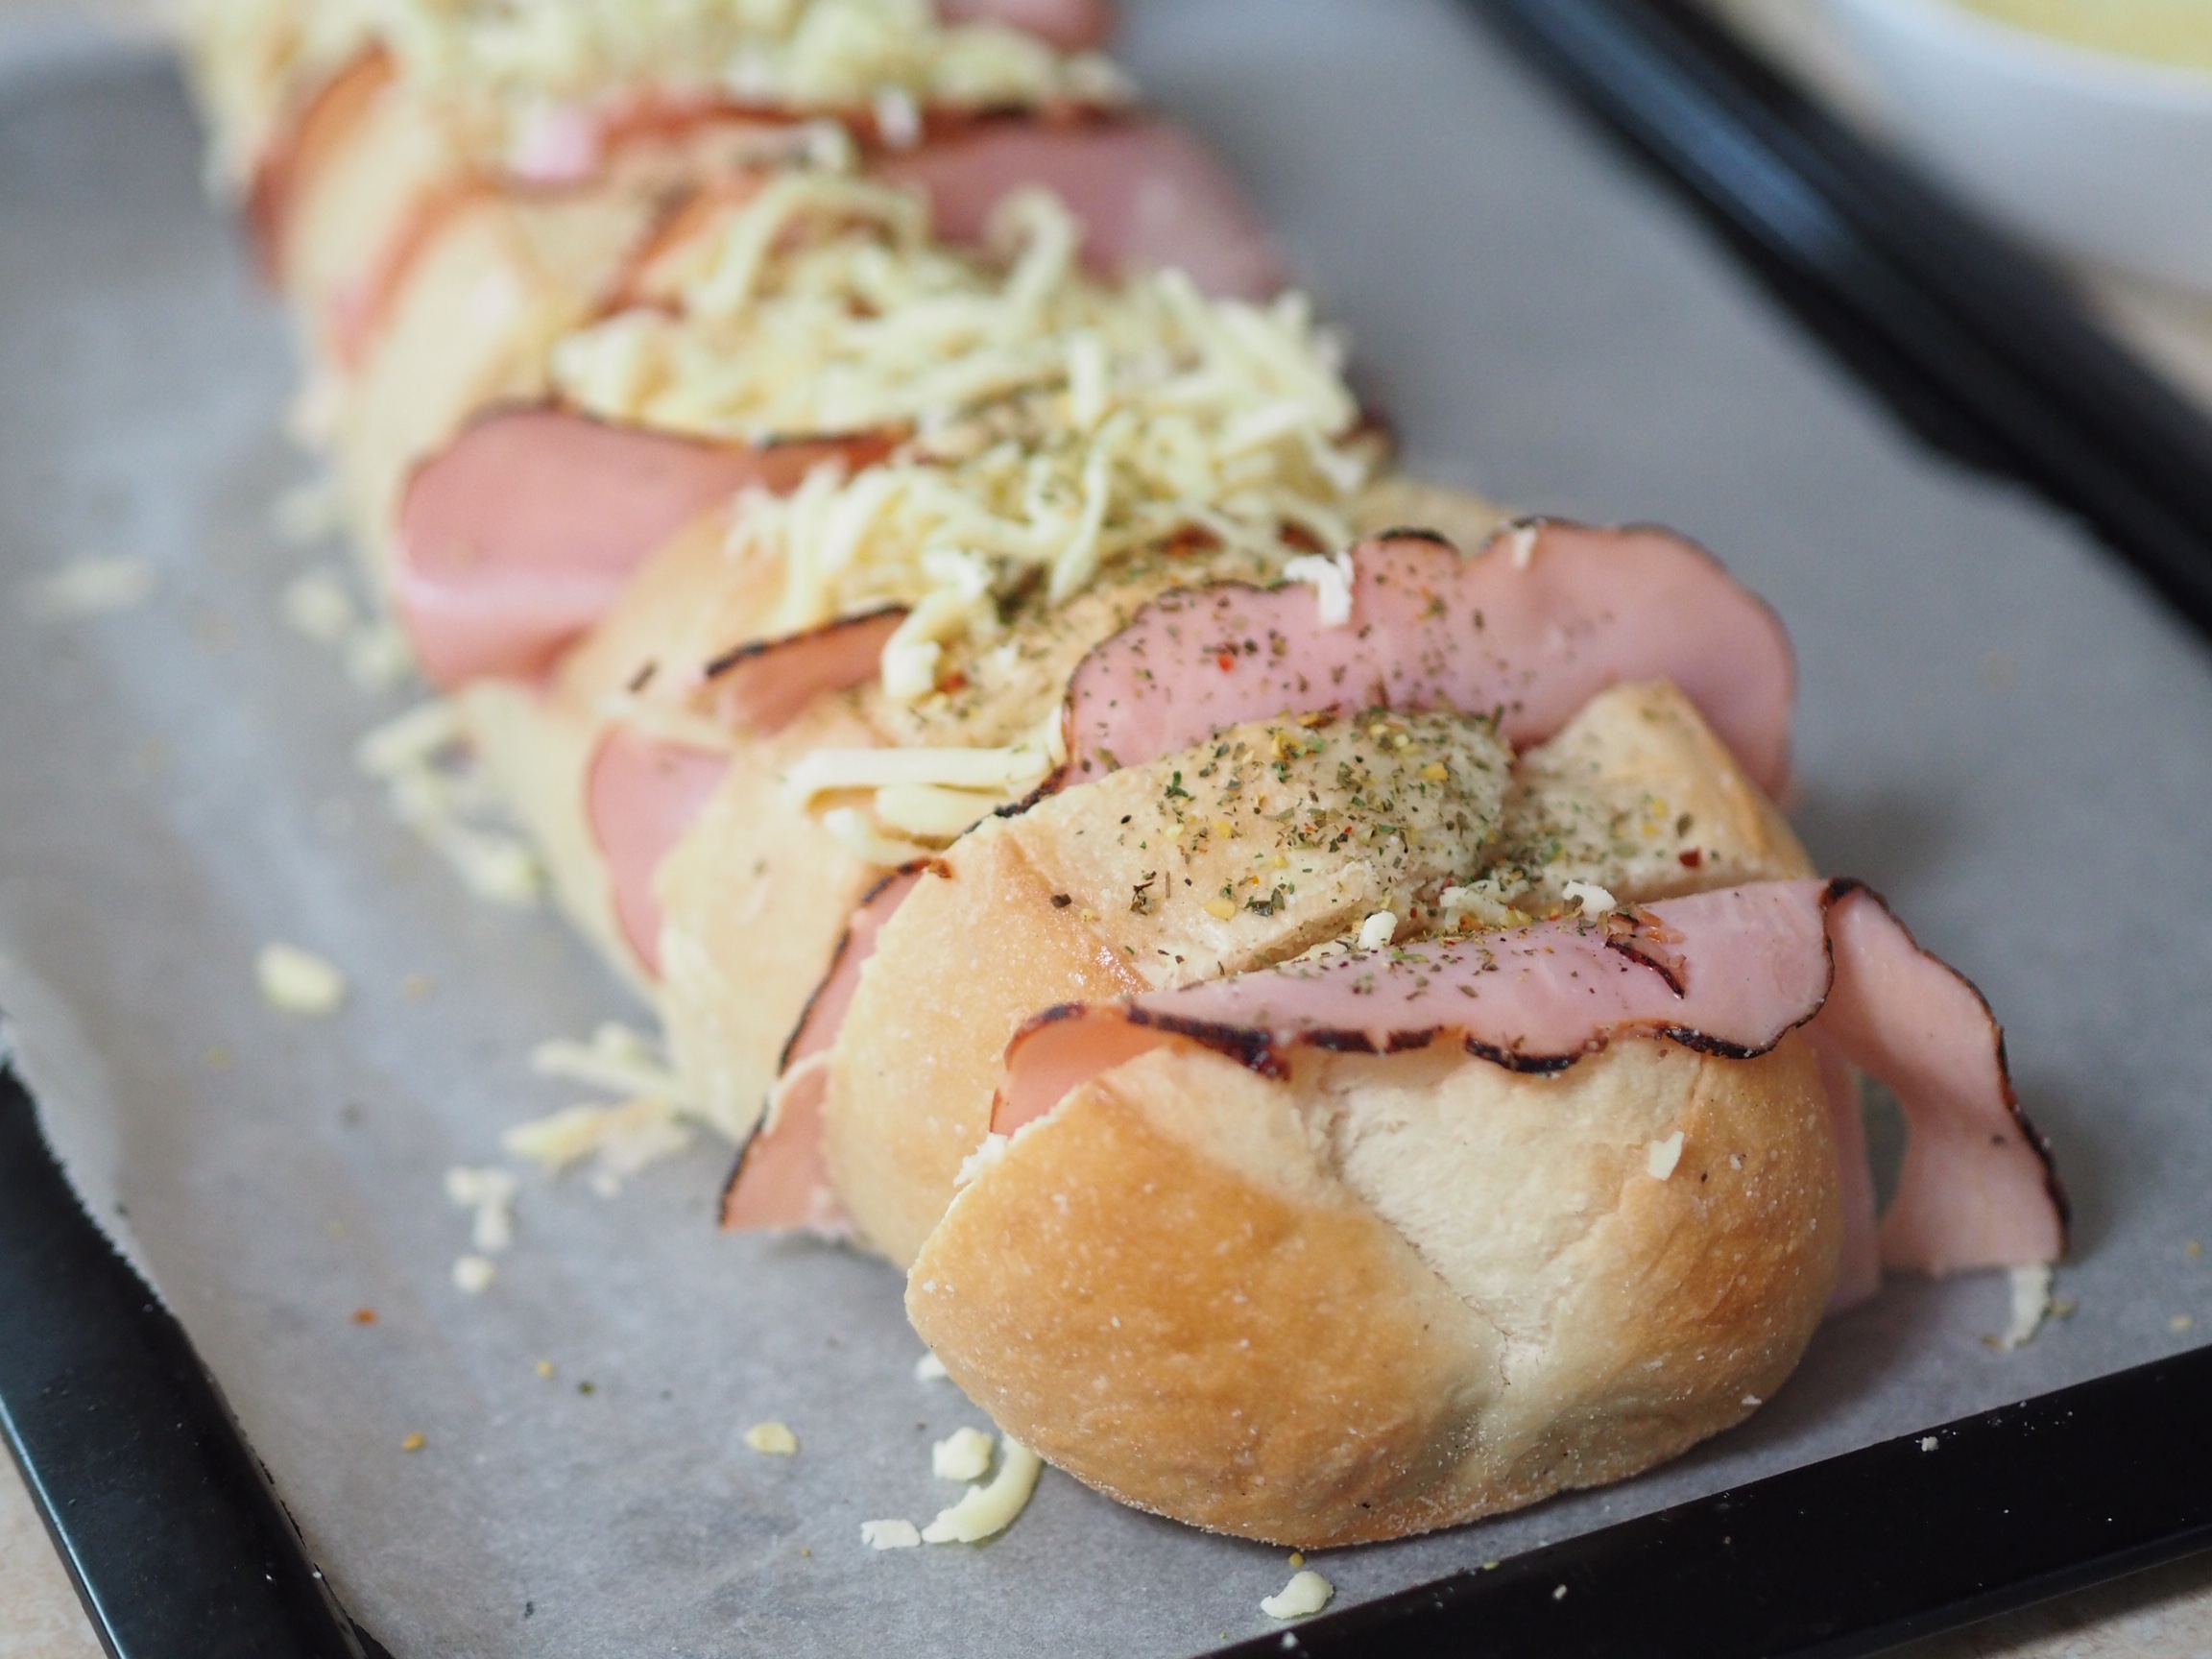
[1823,0,2212,291]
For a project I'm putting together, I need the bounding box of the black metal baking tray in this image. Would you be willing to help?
[9,0,2212,1654]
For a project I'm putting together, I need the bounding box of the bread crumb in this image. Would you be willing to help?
[400,1432,426,1453]
[1261,1569,1333,1620]
[2171,1313,2195,1334]
[914,1351,950,1382]
[862,1520,921,1550]
[922,1435,1043,1543]
[1741,1394,1763,1407]
[256,943,349,1014]
[932,1426,993,1481]
[400,973,434,1001]
[351,1308,376,1325]
[1356,910,1397,951]
[1287,1551,1304,1569]
[536,1359,555,1378]
[1919,1435,1938,1453]
[1551,1584,1568,1601]
[25,555,156,618]
[1204,896,1239,921]
[1646,1132,1684,1181]
[451,1255,496,1293]
[744,1422,799,1455]
[2189,1240,2203,1259]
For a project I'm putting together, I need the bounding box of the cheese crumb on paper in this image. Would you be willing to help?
[444,1166,518,1252]
[1646,1132,1684,1181]
[1261,1570,1333,1621]
[24,556,156,619]
[931,1427,994,1482]
[281,569,357,644]
[861,1520,921,1551]
[913,1351,949,1382]
[256,943,349,1014]
[921,1435,1042,1544]
[744,1422,799,1455]
[1993,1262,2053,1352]
[451,1254,496,1294]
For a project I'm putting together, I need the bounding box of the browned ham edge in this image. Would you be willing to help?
[1057,521,1797,803]
[697,606,908,733]
[720,866,929,1230]
[990,878,2064,1282]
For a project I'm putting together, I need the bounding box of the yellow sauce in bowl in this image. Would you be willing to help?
[1955,0,2212,71]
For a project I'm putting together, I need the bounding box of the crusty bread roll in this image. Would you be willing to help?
[825,677,1815,1267]
[907,1030,1839,1546]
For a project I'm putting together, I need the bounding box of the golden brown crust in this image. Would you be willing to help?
[908,1033,1840,1547]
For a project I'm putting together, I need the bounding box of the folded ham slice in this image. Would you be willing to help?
[995,879,2065,1281]
[1064,522,1795,800]
[877,117,1285,300]
[396,410,886,687]
[720,867,926,1231]
[582,726,732,976]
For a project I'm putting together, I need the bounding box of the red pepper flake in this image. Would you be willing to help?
[937,670,968,693]
[1215,653,1237,673]
[352,1309,378,1326]
[1678,849,1704,869]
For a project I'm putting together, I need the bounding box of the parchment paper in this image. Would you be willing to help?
[5,3,2212,1653]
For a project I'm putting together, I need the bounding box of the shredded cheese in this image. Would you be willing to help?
[920,1434,1041,1543]
[744,1421,800,1455]
[1561,879,1617,918]
[1283,547,1355,627]
[1261,1569,1334,1621]
[356,700,545,907]
[451,1254,497,1293]
[861,1518,922,1550]
[931,1426,993,1481]
[554,176,1367,714]
[25,555,156,619]
[1996,1262,2055,1352]
[913,1350,950,1382]
[256,943,349,1014]
[1646,1131,1684,1182]
[444,1165,518,1252]
[1356,910,1397,952]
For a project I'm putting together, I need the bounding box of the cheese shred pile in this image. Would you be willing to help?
[555,171,1370,715]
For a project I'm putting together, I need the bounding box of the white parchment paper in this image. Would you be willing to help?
[5,3,2212,1653]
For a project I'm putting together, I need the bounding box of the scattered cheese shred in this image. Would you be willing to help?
[931,1426,993,1482]
[1261,1569,1334,1621]
[861,1519,921,1551]
[24,555,156,619]
[530,1022,693,1106]
[451,1254,496,1294]
[1995,1262,2054,1352]
[281,568,357,643]
[921,1434,1042,1543]
[1356,910,1397,952]
[913,1351,950,1382]
[255,943,349,1014]
[444,1166,518,1252]
[744,1421,800,1455]
[1646,1132,1684,1181]
[356,701,545,907]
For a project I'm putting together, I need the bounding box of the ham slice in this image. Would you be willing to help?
[584,611,914,972]
[994,879,2064,1282]
[583,726,731,974]
[1064,523,1796,800]
[939,0,1115,51]
[395,409,884,687]
[721,868,926,1230]
[878,117,1286,300]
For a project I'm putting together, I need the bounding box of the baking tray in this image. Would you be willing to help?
[7,0,2212,1653]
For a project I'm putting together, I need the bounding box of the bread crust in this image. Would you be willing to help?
[908,1032,1840,1547]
